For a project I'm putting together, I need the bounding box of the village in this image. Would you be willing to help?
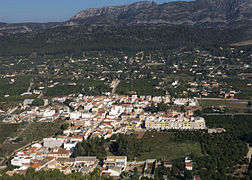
[2,91,207,179]
[0,46,251,179]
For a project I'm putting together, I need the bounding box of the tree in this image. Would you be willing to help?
[194,110,202,117]
[180,105,185,112]
[131,167,140,180]
[31,98,44,106]
[60,123,69,130]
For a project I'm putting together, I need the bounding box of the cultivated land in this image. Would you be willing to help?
[0,120,64,162]
[199,98,249,113]
[0,121,20,144]
[136,131,202,161]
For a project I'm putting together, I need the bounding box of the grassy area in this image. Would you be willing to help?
[0,120,64,158]
[19,120,64,143]
[45,79,109,97]
[199,99,248,113]
[137,131,202,161]
[0,95,38,111]
[0,121,21,144]
[222,78,252,99]
[0,75,32,97]
[116,79,165,96]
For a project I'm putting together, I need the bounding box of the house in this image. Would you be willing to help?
[30,157,55,171]
[60,165,72,174]
[23,99,34,106]
[102,167,122,177]
[43,138,65,148]
[185,157,193,171]
[56,158,75,166]
[164,161,173,168]
[63,141,77,151]
[48,148,71,159]
[185,162,193,170]
[11,156,32,167]
[43,110,56,117]
[104,156,127,171]
[75,156,98,166]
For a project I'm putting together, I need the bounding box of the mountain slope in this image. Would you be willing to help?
[71,0,252,27]
[0,0,251,57]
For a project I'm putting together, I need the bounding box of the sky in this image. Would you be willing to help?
[0,0,187,23]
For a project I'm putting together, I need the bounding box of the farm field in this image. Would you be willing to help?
[136,131,202,161]
[199,98,249,113]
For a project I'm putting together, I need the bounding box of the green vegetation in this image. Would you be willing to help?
[223,78,252,99]
[138,131,202,161]
[199,99,248,113]
[0,76,31,97]
[173,115,252,179]
[144,103,170,113]
[31,98,44,106]
[0,25,246,56]
[0,95,38,111]
[0,120,64,158]
[0,168,112,180]
[45,80,109,97]
[73,137,107,160]
[0,122,20,144]
[110,134,146,160]
[247,156,252,179]
[73,132,202,161]
[116,79,165,96]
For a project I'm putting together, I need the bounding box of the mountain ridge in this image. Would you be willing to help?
[0,0,251,34]
[0,0,251,53]
[70,0,252,27]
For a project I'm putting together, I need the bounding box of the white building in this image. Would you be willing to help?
[43,110,56,117]
[104,156,127,171]
[70,111,81,119]
[43,138,65,148]
[11,156,32,167]
[63,141,77,151]
[145,114,206,130]
[110,106,124,116]
[174,98,197,106]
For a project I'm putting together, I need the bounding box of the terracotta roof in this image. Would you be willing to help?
[31,163,41,169]
[185,163,193,167]
[50,148,70,155]
[61,166,69,170]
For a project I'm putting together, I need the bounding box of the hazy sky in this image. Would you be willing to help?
[0,0,189,23]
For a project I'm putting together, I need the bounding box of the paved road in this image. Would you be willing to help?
[111,80,120,95]
[209,58,223,76]
[38,92,43,98]
[27,81,33,93]
[8,106,18,114]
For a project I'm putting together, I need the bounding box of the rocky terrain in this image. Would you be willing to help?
[71,0,252,27]
[0,0,251,34]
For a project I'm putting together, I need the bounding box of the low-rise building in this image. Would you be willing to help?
[43,138,65,148]
[104,156,127,171]
[145,113,206,130]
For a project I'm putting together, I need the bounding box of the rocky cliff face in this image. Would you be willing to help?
[0,0,251,34]
[71,0,252,27]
